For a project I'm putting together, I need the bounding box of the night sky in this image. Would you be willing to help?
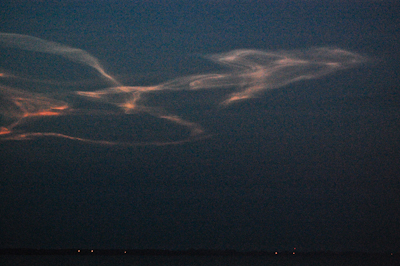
[1,0,400,252]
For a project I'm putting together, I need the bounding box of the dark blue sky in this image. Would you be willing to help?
[1,0,400,252]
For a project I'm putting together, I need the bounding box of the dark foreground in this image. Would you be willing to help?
[0,248,398,256]
[0,249,399,266]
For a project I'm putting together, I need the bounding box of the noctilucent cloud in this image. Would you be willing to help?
[1,33,366,146]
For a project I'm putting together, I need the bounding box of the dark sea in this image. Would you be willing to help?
[1,255,399,266]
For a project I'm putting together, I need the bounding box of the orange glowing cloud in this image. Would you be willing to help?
[0,33,366,146]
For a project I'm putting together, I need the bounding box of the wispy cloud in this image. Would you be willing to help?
[0,33,366,146]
